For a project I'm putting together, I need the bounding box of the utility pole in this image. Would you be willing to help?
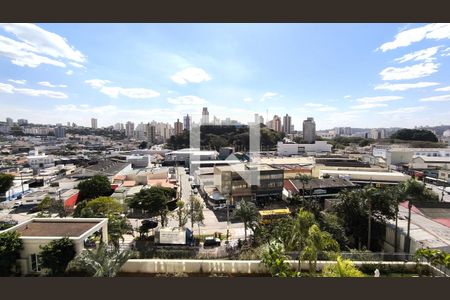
[227,192,231,242]
[367,178,373,251]
[405,199,412,254]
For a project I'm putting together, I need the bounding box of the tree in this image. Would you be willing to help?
[128,187,172,226]
[74,196,130,248]
[233,200,260,241]
[174,200,189,228]
[391,128,438,142]
[0,174,15,196]
[36,196,66,218]
[76,196,124,218]
[0,231,23,276]
[261,240,299,277]
[189,197,205,236]
[318,211,349,250]
[295,174,312,200]
[39,238,76,276]
[322,256,365,277]
[77,175,113,202]
[138,141,148,149]
[66,243,130,277]
[301,224,339,274]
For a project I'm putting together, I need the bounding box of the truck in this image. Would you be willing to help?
[154,227,194,245]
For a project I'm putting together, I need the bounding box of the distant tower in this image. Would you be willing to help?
[273,115,282,132]
[174,118,183,135]
[201,107,209,125]
[283,114,292,134]
[302,117,316,143]
[183,114,191,130]
[125,121,135,137]
[91,118,98,129]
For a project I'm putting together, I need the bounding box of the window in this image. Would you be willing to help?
[30,254,41,272]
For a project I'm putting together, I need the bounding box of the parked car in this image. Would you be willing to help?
[203,236,221,247]
[13,201,22,208]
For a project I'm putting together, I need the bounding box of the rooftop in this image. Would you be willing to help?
[5,218,107,238]
[214,163,278,172]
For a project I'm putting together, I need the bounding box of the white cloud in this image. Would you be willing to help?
[0,23,86,68]
[377,106,428,115]
[435,85,450,92]
[170,67,211,84]
[344,95,352,99]
[379,23,450,52]
[167,95,207,105]
[260,92,278,102]
[8,79,26,85]
[66,70,73,75]
[379,62,438,80]
[243,97,253,102]
[351,103,388,110]
[38,81,67,88]
[394,46,441,63]
[374,81,439,91]
[305,103,338,112]
[69,62,84,68]
[85,79,160,99]
[420,94,450,102]
[0,82,68,99]
[0,36,66,68]
[355,96,403,103]
[442,47,450,56]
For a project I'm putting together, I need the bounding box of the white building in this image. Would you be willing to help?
[165,148,219,164]
[0,218,108,275]
[91,118,98,129]
[27,149,55,169]
[277,141,332,156]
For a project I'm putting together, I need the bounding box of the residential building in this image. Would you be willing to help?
[145,123,156,144]
[125,121,135,138]
[201,107,209,125]
[27,149,55,169]
[114,122,124,131]
[164,148,219,165]
[174,118,183,135]
[6,117,13,127]
[54,126,65,138]
[334,127,352,137]
[183,114,191,130]
[303,117,316,143]
[282,114,291,134]
[91,118,98,129]
[254,114,264,125]
[438,169,450,183]
[409,156,450,170]
[277,140,332,156]
[18,119,28,126]
[0,218,108,275]
[272,115,282,132]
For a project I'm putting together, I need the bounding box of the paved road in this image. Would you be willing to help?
[165,167,247,241]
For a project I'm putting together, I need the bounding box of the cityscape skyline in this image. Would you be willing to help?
[1,23,450,129]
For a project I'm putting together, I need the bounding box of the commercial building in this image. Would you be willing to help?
[334,127,352,137]
[277,140,332,156]
[0,218,108,275]
[254,114,264,125]
[91,118,98,129]
[164,148,219,166]
[318,169,410,185]
[213,163,284,204]
[302,117,316,143]
[409,156,450,170]
[282,114,291,134]
[6,117,13,127]
[438,169,450,183]
[283,177,355,200]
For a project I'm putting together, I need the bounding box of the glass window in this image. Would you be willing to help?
[30,254,41,272]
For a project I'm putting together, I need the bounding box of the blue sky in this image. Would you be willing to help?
[1,23,450,130]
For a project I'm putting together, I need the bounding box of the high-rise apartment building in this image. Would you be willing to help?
[174,118,183,135]
[303,117,316,143]
[201,107,209,125]
[54,126,65,138]
[273,115,282,132]
[91,118,98,129]
[18,119,28,126]
[145,123,156,144]
[125,121,135,138]
[282,114,292,134]
[114,122,124,131]
[183,114,191,130]
[254,114,264,125]
[6,117,13,127]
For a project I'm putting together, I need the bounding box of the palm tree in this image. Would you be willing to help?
[295,174,312,200]
[66,243,131,277]
[360,185,378,250]
[402,179,426,253]
[322,256,365,277]
[386,185,405,252]
[233,200,260,241]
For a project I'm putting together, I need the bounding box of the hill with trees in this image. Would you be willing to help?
[390,129,438,142]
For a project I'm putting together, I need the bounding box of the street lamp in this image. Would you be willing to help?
[226,192,232,242]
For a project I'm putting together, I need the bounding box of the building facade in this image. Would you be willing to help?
[303,117,316,143]
[282,114,291,134]
[91,118,98,129]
